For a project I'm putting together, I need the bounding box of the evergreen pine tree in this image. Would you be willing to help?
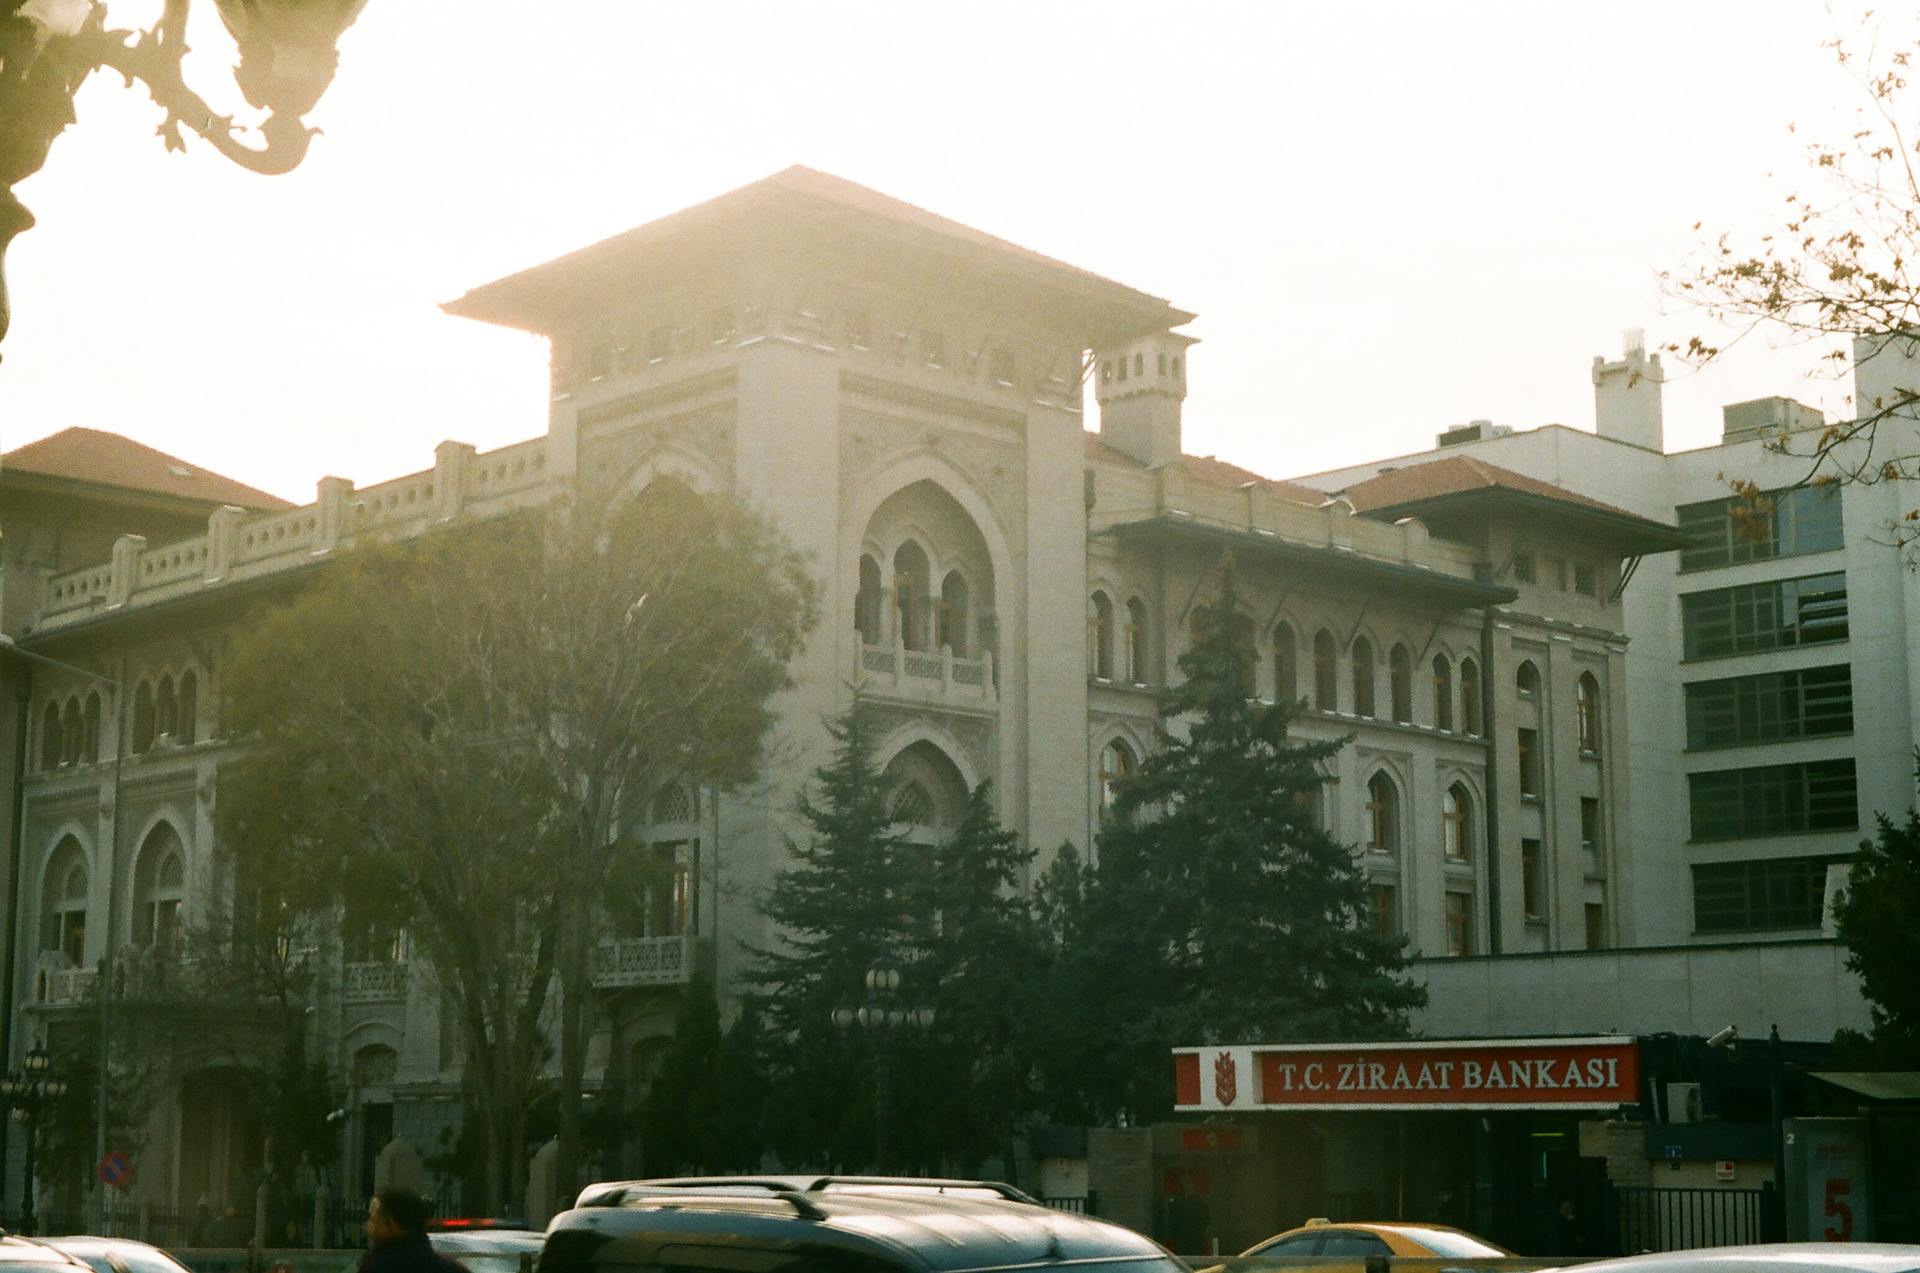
[639,974,726,1174]
[747,701,920,1167]
[913,782,1045,1172]
[1833,763,1920,1064]
[1089,556,1425,1119]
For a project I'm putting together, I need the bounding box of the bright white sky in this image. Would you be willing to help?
[0,0,1891,503]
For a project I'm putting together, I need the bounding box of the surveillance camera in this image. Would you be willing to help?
[1706,1025,1738,1049]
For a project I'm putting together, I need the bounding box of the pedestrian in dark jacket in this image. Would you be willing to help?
[357,1188,464,1273]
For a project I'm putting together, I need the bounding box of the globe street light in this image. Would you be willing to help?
[0,0,370,355]
[831,964,934,1173]
[3,1044,70,1234]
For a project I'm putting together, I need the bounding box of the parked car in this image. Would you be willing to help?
[1242,1221,1511,1260]
[428,1227,546,1273]
[39,1238,192,1273]
[0,1239,93,1273]
[1570,1244,1920,1273]
[545,1174,1188,1272]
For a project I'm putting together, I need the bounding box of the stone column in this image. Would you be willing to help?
[204,506,247,581]
[434,441,477,520]
[315,477,355,552]
[106,534,147,607]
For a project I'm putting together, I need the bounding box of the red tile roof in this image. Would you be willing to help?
[1335,454,1651,522]
[3,428,292,510]
[1082,432,1336,507]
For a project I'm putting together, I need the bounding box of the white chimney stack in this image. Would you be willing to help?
[1592,335,1665,453]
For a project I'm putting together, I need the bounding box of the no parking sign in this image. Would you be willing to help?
[96,1151,132,1190]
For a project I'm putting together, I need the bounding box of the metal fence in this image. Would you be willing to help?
[1609,1184,1769,1253]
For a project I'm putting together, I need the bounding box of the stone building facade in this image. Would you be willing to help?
[0,168,1680,1213]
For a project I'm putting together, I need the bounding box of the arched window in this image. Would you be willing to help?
[176,670,198,745]
[939,571,970,657]
[1099,739,1138,821]
[1352,637,1377,717]
[42,838,88,965]
[1365,773,1399,854]
[60,699,82,766]
[1313,630,1338,711]
[82,692,101,763]
[889,782,936,827]
[855,554,884,645]
[134,823,187,953]
[1432,656,1454,732]
[1459,658,1481,735]
[1088,592,1115,679]
[1389,643,1413,723]
[155,674,179,741]
[1125,598,1149,684]
[132,681,156,754]
[1576,672,1602,754]
[1443,783,1473,861]
[892,541,931,651]
[1516,660,1540,699]
[1294,778,1325,830]
[40,702,62,771]
[1273,623,1298,703]
[652,786,695,825]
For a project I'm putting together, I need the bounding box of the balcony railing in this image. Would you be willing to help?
[854,636,996,707]
[591,934,695,989]
[343,961,409,1003]
[33,954,96,1006]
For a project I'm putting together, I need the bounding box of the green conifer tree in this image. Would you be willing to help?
[1833,761,1920,1064]
[1089,556,1425,1119]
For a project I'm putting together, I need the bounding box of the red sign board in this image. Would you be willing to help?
[1173,1037,1639,1112]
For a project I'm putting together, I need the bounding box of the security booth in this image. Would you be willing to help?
[1167,1036,1641,1255]
[1798,1072,1920,1243]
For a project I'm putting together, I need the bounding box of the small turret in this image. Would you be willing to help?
[1095,330,1196,469]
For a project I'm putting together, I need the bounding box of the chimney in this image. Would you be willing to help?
[1592,329,1665,452]
[1095,330,1196,469]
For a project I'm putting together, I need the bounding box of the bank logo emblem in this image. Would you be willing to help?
[1213,1049,1237,1105]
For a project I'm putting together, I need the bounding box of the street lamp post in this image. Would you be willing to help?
[2,1044,70,1234]
[0,636,124,1229]
[0,0,370,356]
[831,964,933,1173]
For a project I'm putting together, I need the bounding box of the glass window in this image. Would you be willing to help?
[1369,882,1397,938]
[1512,552,1537,584]
[1445,892,1473,956]
[1517,728,1541,798]
[1126,599,1149,683]
[1680,573,1849,660]
[1521,839,1544,919]
[1585,902,1608,950]
[1365,773,1399,854]
[1684,664,1854,749]
[1432,655,1453,731]
[1458,658,1481,735]
[1516,660,1540,697]
[1099,740,1137,820]
[1693,856,1841,932]
[1687,759,1857,841]
[1389,644,1413,723]
[1677,484,1844,571]
[1576,673,1602,753]
[1574,561,1599,597]
[1581,798,1603,870]
[1088,592,1115,679]
[1442,784,1472,861]
[1352,637,1376,717]
[1313,630,1338,710]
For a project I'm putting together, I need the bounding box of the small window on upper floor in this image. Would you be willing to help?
[1132,352,1145,377]
[1156,352,1168,376]
[1574,561,1599,597]
[1512,552,1537,585]
[1100,361,1113,384]
[1172,356,1183,380]
[1116,355,1128,383]
[1516,660,1540,698]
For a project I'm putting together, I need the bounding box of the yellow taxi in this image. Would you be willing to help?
[1243,1219,1512,1260]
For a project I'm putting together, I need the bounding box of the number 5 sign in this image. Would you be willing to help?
[1786,1120,1874,1242]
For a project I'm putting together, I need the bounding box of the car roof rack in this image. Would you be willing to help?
[576,1175,1039,1211]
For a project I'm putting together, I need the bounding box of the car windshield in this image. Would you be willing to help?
[1394,1229,1507,1258]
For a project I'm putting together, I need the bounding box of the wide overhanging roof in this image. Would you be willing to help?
[1809,1071,1920,1104]
[1098,515,1518,609]
[1363,487,1690,556]
[443,166,1193,345]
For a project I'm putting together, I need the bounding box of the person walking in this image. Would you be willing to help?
[357,1189,464,1273]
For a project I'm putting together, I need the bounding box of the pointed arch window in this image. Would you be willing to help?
[1443,783,1473,861]
[82,692,101,763]
[42,839,88,966]
[1125,598,1149,684]
[1459,658,1482,736]
[1088,591,1115,680]
[134,823,187,953]
[1273,623,1298,702]
[1365,772,1399,854]
[1099,738,1138,821]
[1352,637,1377,717]
[939,571,970,656]
[889,781,936,827]
[1313,629,1338,711]
[1389,643,1413,723]
[155,674,179,741]
[1432,656,1454,732]
[60,699,82,766]
[892,541,931,651]
[856,555,884,645]
[1576,672,1602,754]
[132,681,156,754]
[1516,660,1540,699]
